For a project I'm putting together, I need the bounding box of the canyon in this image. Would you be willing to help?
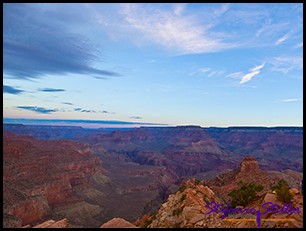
[3,124,303,227]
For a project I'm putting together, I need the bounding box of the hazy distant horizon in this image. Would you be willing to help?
[3,118,303,129]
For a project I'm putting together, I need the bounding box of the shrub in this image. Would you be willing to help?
[180,194,186,202]
[228,182,263,207]
[178,184,187,192]
[143,212,157,228]
[172,207,183,216]
[143,218,153,228]
[271,179,292,203]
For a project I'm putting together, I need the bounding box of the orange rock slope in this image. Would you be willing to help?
[135,157,303,228]
[3,132,103,227]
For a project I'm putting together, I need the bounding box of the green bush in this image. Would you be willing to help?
[143,212,157,228]
[143,219,153,228]
[180,194,186,202]
[271,179,292,203]
[178,184,187,192]
[228,181,263,207]
[172,207,183,216]
[194,179,201,185]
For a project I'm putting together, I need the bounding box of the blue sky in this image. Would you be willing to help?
[3,3,303,127]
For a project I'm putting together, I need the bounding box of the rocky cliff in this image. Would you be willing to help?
[3,132,180,227]
[3,132,106,227]
[3,125,303,228]
[205,127,303,172]
[136,157,303,228]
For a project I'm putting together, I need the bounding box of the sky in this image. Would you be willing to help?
[3,3,303,127]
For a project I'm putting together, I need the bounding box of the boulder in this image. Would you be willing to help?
[263,193,278,204]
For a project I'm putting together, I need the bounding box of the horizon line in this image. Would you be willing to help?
[3,118,303,129]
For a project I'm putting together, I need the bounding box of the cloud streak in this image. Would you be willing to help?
[294,42,303,49]
[16,106,58,114]
[269,56,302,74]
[240,63,265,84]
[190,67,224,78]
[226,72,244,79]
[102,110,115,114]
[130,116,142,119]
[3,4,120,80]
[74,108,96,113]
[3,85,24,95]
[275,32,290,45]
[280,98,302,102]
[62,102,73,105]
[39,88,65,92]
[120,4,234,54]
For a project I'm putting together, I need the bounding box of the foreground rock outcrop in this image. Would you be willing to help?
[21,218,70,228]
[100,218,137,228]
[144,178,223,228]
[137,157,303,228]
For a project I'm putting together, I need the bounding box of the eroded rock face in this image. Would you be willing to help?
[3,132,104,227]
[142,178,223,228]
[138,157,303,228]
[31,218,70,228]
[238,156,260,175]
[3,125,303,228]
[139,179,303,228]
[205,127,303,172]
[205,156,302,206]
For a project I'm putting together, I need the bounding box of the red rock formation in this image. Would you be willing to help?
[205,156,302,204]
[3,132,103,227]
[238,156,260,175]
[206,127,303,172]
[8,197,51,226]
[142,176,303,228]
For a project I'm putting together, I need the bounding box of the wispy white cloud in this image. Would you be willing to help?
[250,63,265,72]
[282,98,302,102]
[190,67,211,76]
[190,67,224,77]
[255,22,288,38]
[240,63,265,84]
[120,4,235,54]
[239,71,260,84]
[269,56,302,74]
[275,98,302,103]
[275,32,290,45]
[173,3,186,16]
[212,3,231,18]
[294,42,303,49]
[226,72,244,79]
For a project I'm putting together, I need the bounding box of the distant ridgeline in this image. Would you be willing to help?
[3,123,303,173]
[3,123,130,140]
[205,126,303,133]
